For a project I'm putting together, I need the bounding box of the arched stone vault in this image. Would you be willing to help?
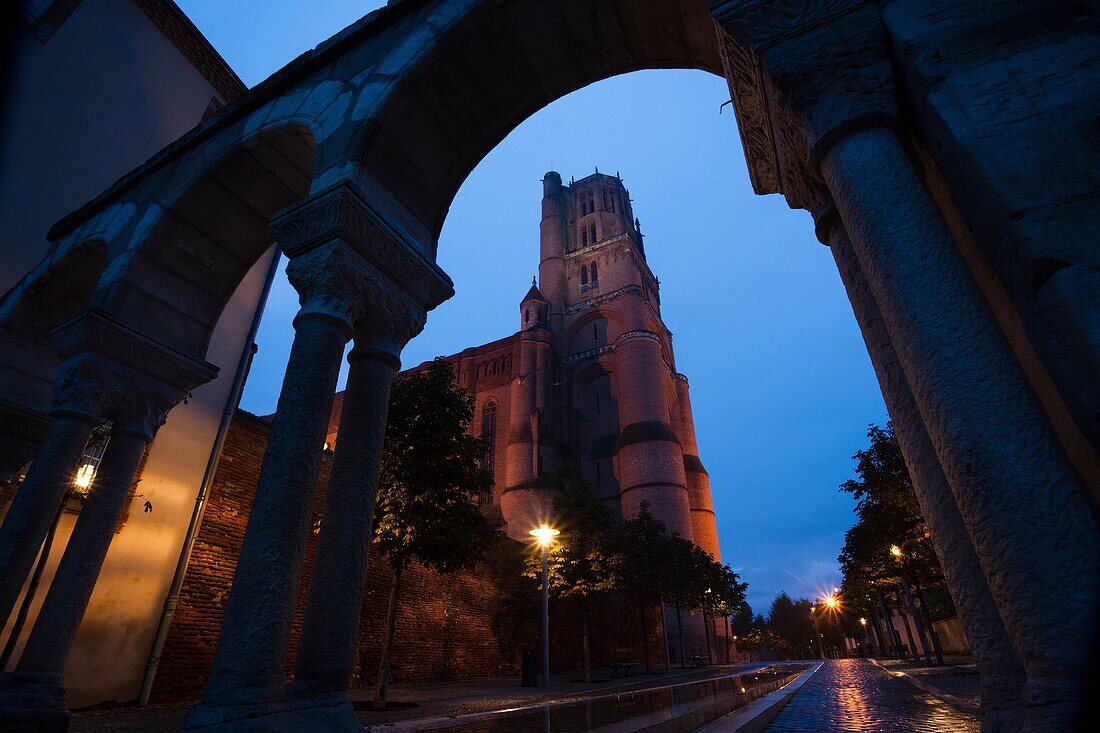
[0,1,1096,732]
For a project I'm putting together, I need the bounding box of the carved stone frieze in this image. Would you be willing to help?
[47,309,218,395]
[615,330,662,346]
[710,0,897,207]
[270,182,454,313]
[0,400,50,445]
[712,21,780,195]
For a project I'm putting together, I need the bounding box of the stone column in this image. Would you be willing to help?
[193,245,358,712]
[295,298,424,698]
[826,220,1027,729]
[0,407,95,631]
[0,310,214,733]
[713,3,1098,725]
[187,183,452,731]
[613,330,692,540]
[823,127,1098,727]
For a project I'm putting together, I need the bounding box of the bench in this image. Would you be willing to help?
[609,647,640,677]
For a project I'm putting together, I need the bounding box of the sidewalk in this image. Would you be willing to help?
[868,655,980,714]
[71,663,765,732]
[763,659,980,732]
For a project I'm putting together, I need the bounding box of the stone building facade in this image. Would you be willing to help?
[327,171,721,560]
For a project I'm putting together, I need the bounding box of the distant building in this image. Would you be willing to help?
[328,171,722,560]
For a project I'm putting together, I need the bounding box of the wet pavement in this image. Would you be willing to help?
[70,663,792,732]
[763,659,980,733]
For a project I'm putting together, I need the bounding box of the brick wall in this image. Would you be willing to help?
[149,410,543,703]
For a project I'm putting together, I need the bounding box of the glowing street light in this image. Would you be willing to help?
[529,524,559,688]
[890,544,903,558]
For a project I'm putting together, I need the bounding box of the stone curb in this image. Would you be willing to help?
[695,661,824,733]
[866,658,980,717]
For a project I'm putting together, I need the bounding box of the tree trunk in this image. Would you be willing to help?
[895,591,921,663]
[658,603,671,671]
[374,563,404,710]
[916,587,945,665]
[581,611,592,683]
[675,604,685,668]
[724,617,730,664]
[639,604,651,674]
[703,612,714,664]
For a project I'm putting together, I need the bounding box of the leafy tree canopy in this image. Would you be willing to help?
[373,358,501,573]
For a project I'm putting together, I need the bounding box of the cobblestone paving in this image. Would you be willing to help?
[765,659,981,732]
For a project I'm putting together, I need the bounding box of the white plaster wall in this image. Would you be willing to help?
[0,0,223,294]
[63,248,276,707]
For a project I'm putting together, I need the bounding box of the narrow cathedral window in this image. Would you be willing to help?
[595,390,601,413]
[581,265,589,285]
[481,401,497,483]
[589,223,597,243]
[590,260,598,283]
[593,322,598,341]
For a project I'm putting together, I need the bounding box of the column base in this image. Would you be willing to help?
[0,671,70,733]
[184,691,362,733]
[1023,677,1086,733]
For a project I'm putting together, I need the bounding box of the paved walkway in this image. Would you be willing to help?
[764,659,980,732]
[70,663,764,731]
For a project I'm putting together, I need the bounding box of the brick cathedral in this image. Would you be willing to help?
[329,170,721,559]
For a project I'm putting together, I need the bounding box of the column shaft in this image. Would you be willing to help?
[202,313,348,704]
[296,347,396,692]
[822,127,1099,725]
[829,225,1026,727]
[0,413,95,629]
[17,432,148,673]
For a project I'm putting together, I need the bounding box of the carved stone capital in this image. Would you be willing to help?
[46,309,218,438]
[50,353,196,440]
[712,0,897,207]
[270,182,454,312]
[353,294,426,364]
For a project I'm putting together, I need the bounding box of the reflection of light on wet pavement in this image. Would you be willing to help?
[764,659,980,732]
[374,665,807,732]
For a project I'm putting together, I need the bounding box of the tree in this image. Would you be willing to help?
[837,423,951,662]
[606,502,672,674]
[371,359,500,709]
[767,592,815,659]
[661,536,701,667]
[522,482,616,682]
[701,560,748,663]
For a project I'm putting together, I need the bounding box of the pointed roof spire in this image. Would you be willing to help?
[522,277,546,303]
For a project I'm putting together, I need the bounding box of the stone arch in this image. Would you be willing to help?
[351,0,723,254]
[91,124,317,360]
[0,235,111,404]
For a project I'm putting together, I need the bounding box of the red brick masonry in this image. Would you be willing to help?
[150,410,538,703]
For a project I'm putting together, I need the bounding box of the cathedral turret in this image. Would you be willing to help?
[539,172,568,312]
[520,277,547,329]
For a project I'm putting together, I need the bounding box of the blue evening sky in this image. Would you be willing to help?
[178,0,888,615]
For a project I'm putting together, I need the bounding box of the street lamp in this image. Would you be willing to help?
[530,524,559,689]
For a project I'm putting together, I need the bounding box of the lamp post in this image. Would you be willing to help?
[890,544,934,664]
[530,524,559,689]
